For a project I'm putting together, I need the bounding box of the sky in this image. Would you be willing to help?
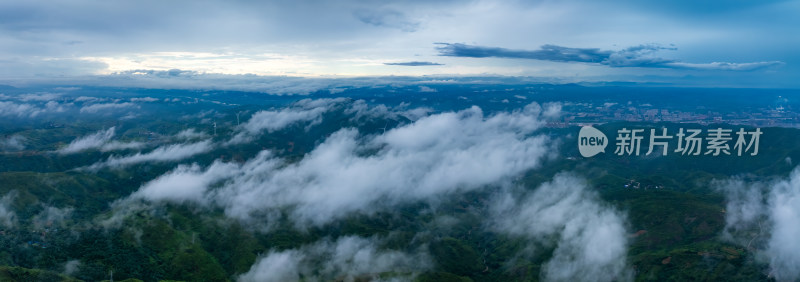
[0,0,798,87]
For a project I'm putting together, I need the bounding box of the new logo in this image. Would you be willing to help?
[578,126,608,157]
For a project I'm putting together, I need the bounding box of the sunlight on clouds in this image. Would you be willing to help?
[80,51,545,77]
[81,52,322,76]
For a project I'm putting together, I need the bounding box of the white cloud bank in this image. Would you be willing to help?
[63,259,81,276]
[489,174,632,282]
[0,101,70,118]
[228,98,348,145]
[130,162,238,205]
[100,99,638,280]
[59,126,150,156]
[0,191,17,228]
[84,140,214,171]
[59,127,116,154]
[121,101,553,228]
[33,206,74,229]
[79,102,139,113]
[716,168,800,281]
[173,128,209,141]
[0,135,26,151]
[238,236,431,282]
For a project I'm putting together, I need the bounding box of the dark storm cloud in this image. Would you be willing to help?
[383,61,443,66]
[437,43,784,71]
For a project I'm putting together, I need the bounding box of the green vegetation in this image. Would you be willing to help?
[1,110,794,281]
[0,265,80,282]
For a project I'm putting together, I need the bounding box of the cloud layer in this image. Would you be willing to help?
[228,98,348,144]
[0,0,796,87]
[84,140,213,171]
[239,236,431,282]
[59,127,117,154]
[489,174,632,282]
[79,102,139,113]
[58,127,147,155]
[93,98,638,280]
[0,101,69,118]
[437,43,784,71]
[0,191,17,228]
[0,134,26,151]
[122,100,554,228]
[716,168,800,281]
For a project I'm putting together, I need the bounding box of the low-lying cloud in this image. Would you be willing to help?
[63,260,81,276]
[716,168,800,281]
[173,128,209,141]
[489,174,632,282]
[59,127,146,154]
[0,134,26,151]
[79,102,139,113]
[100,99,640,280]
[59,127,116,154]
[239,235,431,282]
[0,101,70,118]
[227,98,348,145]
[120,101,554,228]
[0,191,18,228]
[84,140,214,171]
[100,141,146,152]
[33,206,74,229]
[130,162,238,205]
